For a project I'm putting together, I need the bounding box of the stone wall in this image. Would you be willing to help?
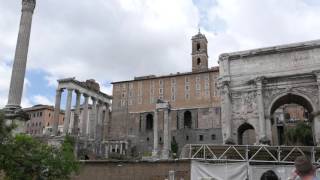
[72,160,190,180]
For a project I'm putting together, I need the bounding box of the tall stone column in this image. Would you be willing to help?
[5,0,36,112]
[102,103,110,141]
[314,71,320,145]
[90,97,97,139]
[63,89,73,135]
[81,94,89,136]
[221,81,233,144]
[256,77,269,144]
[152,110,159,157]
[95,101,101,140]
[162,108,170,159]
[72,90,81,135]
[53,89,63,136]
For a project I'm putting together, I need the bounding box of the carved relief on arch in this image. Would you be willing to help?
[232,91,258,120]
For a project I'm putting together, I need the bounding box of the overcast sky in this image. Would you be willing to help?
[1,0,320,108]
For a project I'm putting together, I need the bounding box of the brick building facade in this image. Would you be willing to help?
[110,32,222,157]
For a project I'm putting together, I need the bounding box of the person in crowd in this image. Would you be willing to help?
[260,170,279,180]
[288,156,319,180]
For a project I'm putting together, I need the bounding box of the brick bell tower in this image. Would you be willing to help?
[191,30,208,72]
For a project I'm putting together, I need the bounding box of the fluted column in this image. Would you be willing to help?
[72,90,81,135]
[6,0,36,110]
[162,108,170,159]
[256,77,269,144]
[90,97,97,139]
[53,88,63,136]
[152,110,159,157]
[81,94,89,136]
[94,101,102,140]
[63,89,73,135]
[221,81,233,144]
[314,71,320,145]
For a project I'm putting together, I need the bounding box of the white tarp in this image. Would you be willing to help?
[191,161,248,180]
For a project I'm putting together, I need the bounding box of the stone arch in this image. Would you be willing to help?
[146,114,153,131]
[238,122,256,145]
[268,92,315,116]
[267,92,316,145]
[184,111,192,128]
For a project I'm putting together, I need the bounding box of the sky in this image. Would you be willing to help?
[1,0,320,109]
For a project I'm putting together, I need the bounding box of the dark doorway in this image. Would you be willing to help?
[146,114,153,131]
[184,111,192,128]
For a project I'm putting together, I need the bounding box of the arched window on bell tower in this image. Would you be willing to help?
[191,30,208,72]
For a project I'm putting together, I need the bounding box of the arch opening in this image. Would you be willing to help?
[269,93,314,146]
[238,123,255,145]
[146,114,153,131]
[184,111,192,129]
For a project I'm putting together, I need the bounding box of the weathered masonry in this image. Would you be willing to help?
[219,40,320,145]
[110,32,222,158]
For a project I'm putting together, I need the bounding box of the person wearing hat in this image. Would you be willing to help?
[288,156,319,180]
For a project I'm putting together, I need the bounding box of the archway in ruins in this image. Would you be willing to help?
[268,93,315,145]
[238,123,256,145]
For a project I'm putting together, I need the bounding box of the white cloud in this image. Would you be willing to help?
[31,95,53,106]
[1,0,320,107]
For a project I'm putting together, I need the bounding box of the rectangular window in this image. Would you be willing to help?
[185,93,190,100]
[199,135,204,141]
[129,83,133,89]
[122,83,126,91]
[185,76,189,83]
[128,99,133,106]
[159,79,163,87]
[159,88,163,94]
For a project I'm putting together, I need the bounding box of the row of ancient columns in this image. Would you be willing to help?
[152,102,171,159]
[52,88,109,140]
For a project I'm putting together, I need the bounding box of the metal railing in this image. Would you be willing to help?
[180,144,320,163]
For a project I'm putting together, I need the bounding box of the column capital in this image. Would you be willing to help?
[56,88,64,93]
[22,0,36,13]
[74,89,81,95]
[91,97,97,102]
[83,93,89,98]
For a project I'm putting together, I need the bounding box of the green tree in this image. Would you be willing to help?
[0,111,79,180]
[285,122,314,146]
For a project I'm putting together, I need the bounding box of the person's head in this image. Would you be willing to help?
[260,170,279,180]
[294,156,315,177]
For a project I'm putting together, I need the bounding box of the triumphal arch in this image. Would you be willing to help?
[218,40,320,145]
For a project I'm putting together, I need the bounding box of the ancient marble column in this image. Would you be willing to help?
[53,89,63,135]
[152,110,159,157]
[90,97,97,139]
[314,71,320,145]
[256,77,268,144]
[5,0,36,111]
[162,108,170,159]
[81,94,89,136]
[72,90,81,135]
[221,81,233,144]
[63,89,73,135]
[94,101,102,140]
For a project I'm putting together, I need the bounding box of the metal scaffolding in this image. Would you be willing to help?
[180,144,320,163]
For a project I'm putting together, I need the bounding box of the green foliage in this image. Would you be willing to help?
[285,122,314,146]
[0,110,79,180]
[171,138,179,159]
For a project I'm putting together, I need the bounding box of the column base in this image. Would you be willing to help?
[152,150,159,158]
[259,136,271,145]
[224,137,235,145]
[161,149,169,159]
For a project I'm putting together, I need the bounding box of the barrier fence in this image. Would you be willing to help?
[180,144,320,163]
